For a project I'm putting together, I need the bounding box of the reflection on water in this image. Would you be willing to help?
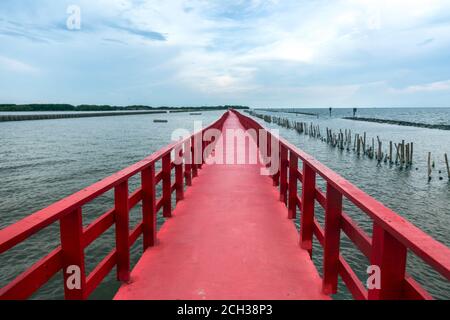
[0,108,449,299]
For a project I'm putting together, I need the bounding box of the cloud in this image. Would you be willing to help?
[0,56,39,73]
[390,80,450,94]
[417,38,435,46]
[104,22,166,41]
[0,55,38,73]
[1,0,450,106]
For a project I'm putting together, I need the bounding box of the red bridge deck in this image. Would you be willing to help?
[114,113,328,300]
[1,110,449,300]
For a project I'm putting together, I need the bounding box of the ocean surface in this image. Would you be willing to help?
[0,108,449,299]
[266,107,450,125]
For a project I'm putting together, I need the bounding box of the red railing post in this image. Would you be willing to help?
[267,132,271,168]
[199,132,204,169]
[191,136,198,178]
[175,148,184,202]
[279,145,288,204]
[300,163,316,256]
[184,140,192,186]
[288,151,298,219]
[322,182,343,295]
[60,207,86,300]
[269,134,280,187]
[114,180,130,282]
[256,126,260,149]
[141,164,156,249]
[368,224,407,300]
[162,153,172,218]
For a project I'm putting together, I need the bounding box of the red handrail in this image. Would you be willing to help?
[0,111,229,300]
[233,109,450,300]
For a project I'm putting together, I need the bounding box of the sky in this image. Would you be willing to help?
[1,0,450,108]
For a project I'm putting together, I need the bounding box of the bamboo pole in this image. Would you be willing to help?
[428,152,432,181]
[363,132,366,154]
[445,153,450,179]
[406,143,410,166]
[389,141,393,164]
[394,143,399,164]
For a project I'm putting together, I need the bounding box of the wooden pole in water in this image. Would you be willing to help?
[445,153,450,179]
[371,138,375,159]
[389,141,393,164]
[401,140,405,165]
[394,143,399,164]
[410,142,414,164]
[357,135,361,155]
[376,137,381,162]
[428,152,432,181]
[363,132,366,154]
[405,143,410,167]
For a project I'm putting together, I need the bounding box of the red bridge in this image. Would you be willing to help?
[0,110,449,300]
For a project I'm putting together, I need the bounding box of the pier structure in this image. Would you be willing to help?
[0,110,449,300]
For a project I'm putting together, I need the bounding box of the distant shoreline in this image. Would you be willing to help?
[0,104,248,113]
[343,116,450,130]
[0,105,250,122]
[0,111,167,122]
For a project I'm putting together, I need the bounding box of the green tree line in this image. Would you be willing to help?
[0,104,249,112]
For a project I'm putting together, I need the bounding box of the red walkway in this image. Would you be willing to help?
[114,113,328,300]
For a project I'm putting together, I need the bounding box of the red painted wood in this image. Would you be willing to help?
[114,181,130,282]
[115,113,328,300]
[341,213,372,258]
[235,111,450,282]
[175,159,184,202]
[403,276,433,300]
[85,250,117,297]
[59,207,86,299]
[339,256,368,300]
[300,163,316,255]
[0,248,62,300]
[322,183,343,295]
[269,133,280,186]
[155,170,163,184]
[288,151,298,219]
[267,131,272,168]
[279,144,288,204]
[184,140,192,186]
[141,165,157,249]
[1,110,449,300]
[128,188,143,210]
[191,136,198,178]
[368,223,407,300]
[0,112,228,300]
[162,153,172,218]
[82,209,114,248]
[130,223,143,246]
[155,197,164,213]
[315,188,326,208]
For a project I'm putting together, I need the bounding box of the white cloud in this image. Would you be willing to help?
[2,0,450,105]
[390,80,450,94]
[0,56,38,73]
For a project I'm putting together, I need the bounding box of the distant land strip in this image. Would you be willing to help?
[0,111,167,122]
[0,104,249,122]
[343,117,450,130]
[0,104,248,112]
[256,108,319,117]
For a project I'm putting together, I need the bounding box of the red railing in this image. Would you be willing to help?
[234,110,450,300]
[0,112,229,300]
